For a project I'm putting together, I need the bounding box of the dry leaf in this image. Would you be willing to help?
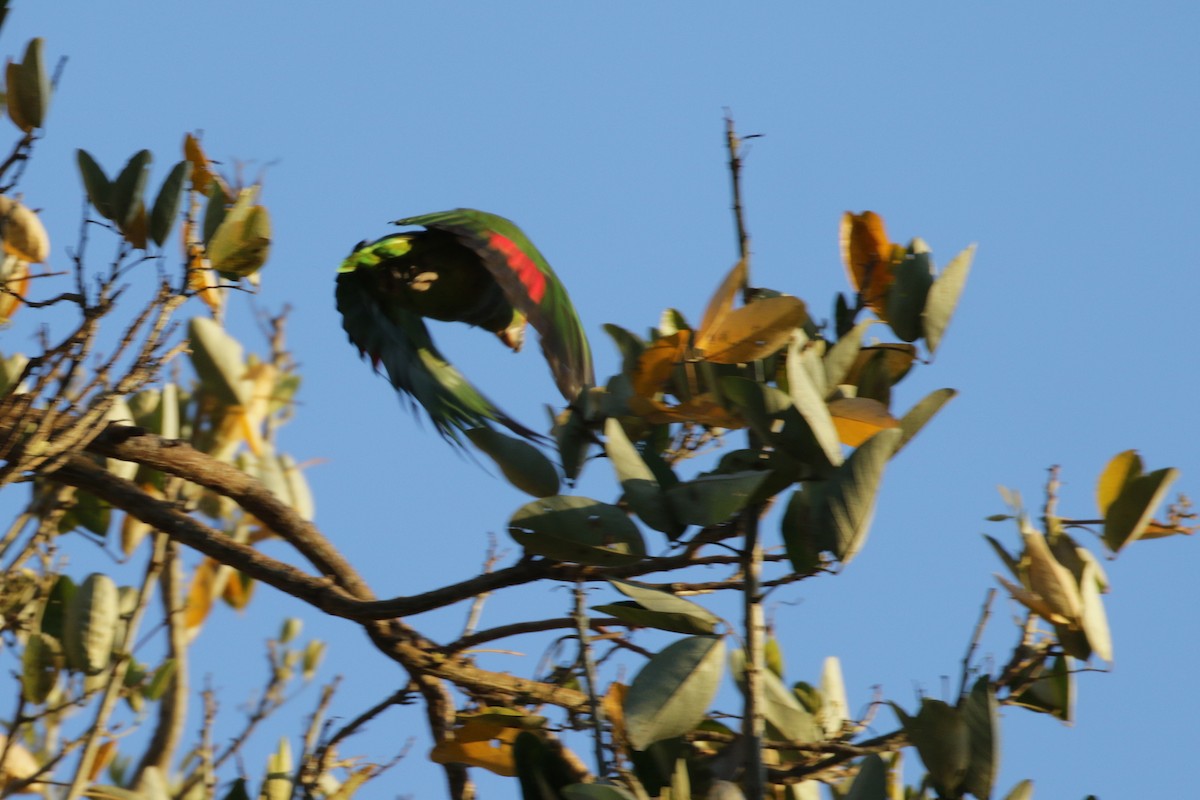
[184,558,217,633]
[698,296,808,364]
[695,258,747,346]
[0,196,49,262]
[840,211,902,316]
[0,255,29,323]
[828,397,900,446]
[429,719,519,777]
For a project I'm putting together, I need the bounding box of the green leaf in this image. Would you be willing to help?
[665,469,769,527]
[781,488,822,574]
[983,534,1020,579]
[509,495,645,565]
[149,160,188,247]
[63,573,119,675]
[1009,655,1073,722]
[786,335,844,468]
[815,428,901,564]
[209,188,271,278]
[6,37,49,131]
[110,149,152,230]
[1102,466,1178,553]
[843,754,887,800]
[962,677,998,800]
[188,317,248,407]
[606,579,719,632]
[144,659,177,701]
[552,404,590,482]
[21,631,62,704]
[894,388,956,456]
[604,418,680,535]
[202,182,229,244]
[66,490,111,538]
[730,650,820,743]
[40,573,75,641]
[592,601,718,635]
[624,635,725,750]
[903,698,969,797]
[885,250,934,342]
[513,732,577,800]
[922,244,976,355]
[764,637,785,679]
[76,149,113,219]
[467,428,560,498]
[823,320,874,390]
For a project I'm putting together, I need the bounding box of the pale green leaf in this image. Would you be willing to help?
[922,244,975,354]
[624,636,724,750]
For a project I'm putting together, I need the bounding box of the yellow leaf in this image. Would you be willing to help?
[0,196,49,263]
[0,255,29,323]
[429,720,519,777]
[0,734,42,794]
[221,570,254,610]
[184,559,217,633]
[828,397,900,446]
[603,682,628,746]
[697,295,808,364]
[840,211,902,316]
[695,258,747,347]
[1096,450,1142,516]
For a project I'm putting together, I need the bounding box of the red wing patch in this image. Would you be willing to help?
[488,232,546,304]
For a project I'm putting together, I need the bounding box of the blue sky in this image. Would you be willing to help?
[2,2,1198,797]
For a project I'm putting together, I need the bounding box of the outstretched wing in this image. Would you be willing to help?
[393,209,594,404]
[335,264,538,443]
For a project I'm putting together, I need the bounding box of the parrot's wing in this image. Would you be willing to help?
[336,267,539,444]
[393,209,594,404]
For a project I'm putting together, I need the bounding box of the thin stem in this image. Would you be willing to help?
[573,583,607,777]
[958,588,996,699]
[725,111,767,799]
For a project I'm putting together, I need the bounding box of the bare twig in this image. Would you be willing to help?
[573,583,608,776]
[958,588,996,699]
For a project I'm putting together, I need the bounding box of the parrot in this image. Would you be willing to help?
[336,208,594,444]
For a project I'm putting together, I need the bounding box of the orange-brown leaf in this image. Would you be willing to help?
[184,559,217,632]
[0,256,29,323]
[121,202,148,250]
[840,211,901,315]
[88,740,117,782]
[603,683,628,746]
[696,258,747,344]
[698,296,807,364]
[184,133,221,196]
[631,331,689,398]
[429,720,519,777]
[221,570,254,610]
[828,397,900,446]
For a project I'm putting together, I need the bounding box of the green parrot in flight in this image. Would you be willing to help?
[336,208,594,443]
